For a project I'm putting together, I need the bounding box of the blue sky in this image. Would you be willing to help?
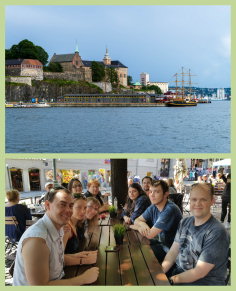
[5,5,230,88]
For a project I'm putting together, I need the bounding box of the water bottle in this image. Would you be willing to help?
[114,197,118,208]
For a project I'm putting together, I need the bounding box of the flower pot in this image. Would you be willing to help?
[114,235,124,245]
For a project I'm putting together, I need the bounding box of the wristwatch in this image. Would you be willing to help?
[169,278,174,285]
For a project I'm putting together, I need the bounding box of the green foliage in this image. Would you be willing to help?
[105,67,119,86]
[113,224,126,237]
[44,62,63,72]
[5,39,49,65]
[127,75,133,85]
[142,85,162,95]
[5,81,27,86]
[91,61,105,82]
[108,205,117,214]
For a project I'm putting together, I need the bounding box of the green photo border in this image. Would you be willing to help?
[1,0,234,289]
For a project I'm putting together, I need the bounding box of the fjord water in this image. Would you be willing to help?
[6,101,230,153]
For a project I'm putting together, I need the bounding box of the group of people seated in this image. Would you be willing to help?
[5,175,230,286]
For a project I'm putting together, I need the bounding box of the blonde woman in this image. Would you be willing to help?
[84,179,109,213]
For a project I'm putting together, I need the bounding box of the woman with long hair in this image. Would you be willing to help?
[68,178,83,195]
[63,194,87,253]
[122,183,151,225]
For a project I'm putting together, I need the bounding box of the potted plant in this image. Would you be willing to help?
[108,205,117,218]
[113,224,126,245]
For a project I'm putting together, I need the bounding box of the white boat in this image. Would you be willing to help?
[6,102,51,108]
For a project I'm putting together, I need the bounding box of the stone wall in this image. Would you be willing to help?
[5,80,102,102]
[21,67,43,80]
[6,66,43,80]
[5,67,21,77]
[92,82,112,93]
[116,67,128,87]
[44,67,92,82]
[6,76,32,86]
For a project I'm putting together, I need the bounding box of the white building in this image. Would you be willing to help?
[217,88,226,100]
[148,82,169,93]
[140,72,150,86]
[5,158,192,192]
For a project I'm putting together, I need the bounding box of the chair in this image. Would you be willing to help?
[5,216,19,247]
[5,216,19,263]
[26,219,35,229]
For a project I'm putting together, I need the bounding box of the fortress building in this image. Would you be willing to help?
[50,47,128,86]
[5,59,43,80]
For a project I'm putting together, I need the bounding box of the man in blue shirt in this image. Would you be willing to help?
[131,180,182,263]
[162,183,230,285]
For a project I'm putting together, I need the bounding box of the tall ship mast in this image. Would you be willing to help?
[166,67,197,107]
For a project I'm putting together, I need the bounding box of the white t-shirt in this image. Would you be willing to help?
[13,213,65,286]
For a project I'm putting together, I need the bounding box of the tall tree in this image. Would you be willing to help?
[91,61,105,82]
[5,39,49,65]
[111,159,128,210]
[44,62,63,72]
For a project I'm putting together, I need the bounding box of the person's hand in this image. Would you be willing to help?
[79,250,97,257]
[123,216,131,224]
[129,224,139,230]
[103,192,111,197]
[138,225,150,237]
[73,250,98,264]
[63,224,72,236]
[81,251,98,265]
[78,267,99,285]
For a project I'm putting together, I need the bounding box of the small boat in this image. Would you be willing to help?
[5,103,14,108]
[196,97,211,103]
[5,102,50,108]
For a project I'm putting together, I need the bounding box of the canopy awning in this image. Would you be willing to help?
[213,159,231,167]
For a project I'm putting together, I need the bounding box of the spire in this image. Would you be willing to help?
[103,46,111,65]
[75,41,79,53]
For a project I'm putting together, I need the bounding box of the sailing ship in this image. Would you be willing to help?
[166,67,197,107]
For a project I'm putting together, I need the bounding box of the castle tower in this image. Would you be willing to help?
[103,47,111,65]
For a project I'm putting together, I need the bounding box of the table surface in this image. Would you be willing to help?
[64,215,170,286]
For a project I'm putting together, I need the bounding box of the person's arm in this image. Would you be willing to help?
[123,216,131,224]
[133,215,150,236]
[22,237,99,285]
[170,260,214,284]
[64,250,98,266]
[144,225,162,239]
[162,242,180,273]
[63,224,72,249]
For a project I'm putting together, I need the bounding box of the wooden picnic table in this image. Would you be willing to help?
[64,215,170,286]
